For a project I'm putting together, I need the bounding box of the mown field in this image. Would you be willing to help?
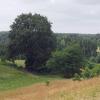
[0,60,100,100]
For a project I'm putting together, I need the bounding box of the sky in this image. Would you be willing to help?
[0,0,100,33]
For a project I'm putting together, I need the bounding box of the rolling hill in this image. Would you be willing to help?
[0,61,59,91]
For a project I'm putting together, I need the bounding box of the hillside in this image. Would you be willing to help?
[0,60,99,100]
[0,61,59,91]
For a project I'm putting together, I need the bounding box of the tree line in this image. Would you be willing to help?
[0,13,100,78]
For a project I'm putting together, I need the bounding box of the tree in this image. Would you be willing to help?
[63,44,83,77]
[8,13,55,71]
[56,33,97,58]
[46,44,83,77]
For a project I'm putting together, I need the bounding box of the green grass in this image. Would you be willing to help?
[0,61,60,91]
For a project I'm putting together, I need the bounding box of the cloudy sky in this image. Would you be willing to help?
[0,0,100,33]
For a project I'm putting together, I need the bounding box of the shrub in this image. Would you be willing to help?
[1,57,6,62]
[73,73,81,81]
[46,50,65,74]
[81,67,93,79]
[92,64,100,76]
[89,56,96,63]
[84,60,95,69]
[96,54,100,63]
[46,44,83,77]
[81,64,100,79]
[45,80,50,86]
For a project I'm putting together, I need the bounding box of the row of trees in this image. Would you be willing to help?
[56,34,98,57]
[7,13,84,77]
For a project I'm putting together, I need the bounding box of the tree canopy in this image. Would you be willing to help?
[8,13,55,71]
[46,44,83,77]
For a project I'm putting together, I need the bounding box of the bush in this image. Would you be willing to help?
[46,44,83,77]
[73,73,81,81]
[1,56,6,62]
[92,64,100,76]
[81,67,93,79]
[46,50,65,74]
[84,60,95,69]
[81,64,100,79]
[96,54,100,63]
[45,80,50,86]
[89,56,96,63]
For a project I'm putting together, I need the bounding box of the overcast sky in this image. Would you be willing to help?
[0,0,100,33]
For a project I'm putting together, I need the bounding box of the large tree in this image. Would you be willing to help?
[8,13,55,71]
[46,44,83,77]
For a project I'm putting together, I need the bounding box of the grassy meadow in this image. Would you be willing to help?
[0,60,60,91]
[0,60,99,100]
[46,78,100,100]
[0,77,99,100]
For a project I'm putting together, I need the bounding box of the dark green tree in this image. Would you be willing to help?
[8,13,55,71]
[63,44,83,77]
[46,44,83,77]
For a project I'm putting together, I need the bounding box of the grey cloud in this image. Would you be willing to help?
[75,0,100,5]
[19,0,49,4]
[0,0,100,33]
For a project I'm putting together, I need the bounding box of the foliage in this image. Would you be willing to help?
[46,44,83,77]
[84,60,95,69]
[89,56,96,63]
[45,80,50,86]
[0,32,100,60]
[56,33,97,58]
[92,64,100,76]
[8,13,55,72]
[81,64,100,79]
[81,67,93,79]
[96,54,100,63]
[0,32,9,59]
[46,50,64,73]
[73,73,81,81]
[0,27,100,78]
[0,60,60,91]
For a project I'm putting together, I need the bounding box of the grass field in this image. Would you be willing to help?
[46,78,100,100]
[0,61,60,91]
[0,60,100,100]
[0,77,99,100]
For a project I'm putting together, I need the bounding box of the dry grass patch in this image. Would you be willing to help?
[0,77,100,100]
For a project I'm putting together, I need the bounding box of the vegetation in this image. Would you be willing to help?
[0,14,99,100]
[46,44,83,77]
[45,78,100,100]
[81,63,100,79]
[0,77,99,100]
[0,60,60,91]
[8,13,55,72]
[0,31,100,78]
[0,13,99,96]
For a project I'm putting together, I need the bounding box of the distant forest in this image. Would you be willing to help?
[0,32,100,59]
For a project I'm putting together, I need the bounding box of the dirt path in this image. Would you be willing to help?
[0,78,100,100]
